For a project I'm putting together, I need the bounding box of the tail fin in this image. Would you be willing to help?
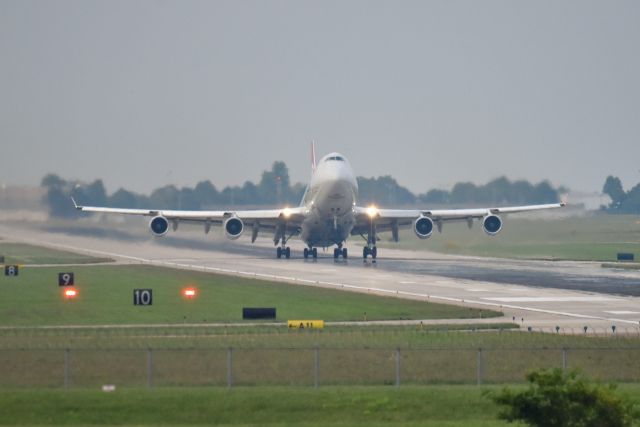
[311,140,317,175]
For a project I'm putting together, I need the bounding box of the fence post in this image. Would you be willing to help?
[476,348,483,386]
[147,348,153,388]
[227,347,233,388]
[64,348,70,390]
[395,348,401,387]
[314,348,319,388]
[562,348,567,372]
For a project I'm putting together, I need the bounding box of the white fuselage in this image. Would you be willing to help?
[299,153,358,248]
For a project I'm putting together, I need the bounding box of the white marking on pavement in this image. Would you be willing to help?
[484,296,617,303]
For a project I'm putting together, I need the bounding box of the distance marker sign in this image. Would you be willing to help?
[58,273,74,287]
[4,265,19,277]
[133,289,153,306]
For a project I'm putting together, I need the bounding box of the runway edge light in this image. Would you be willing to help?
[64,289,77,299]
[183,287,197,299]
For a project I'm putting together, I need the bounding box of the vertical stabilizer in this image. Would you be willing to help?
[311,140,317,175]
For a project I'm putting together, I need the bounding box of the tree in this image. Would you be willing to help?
[486,368,636,427]
[194,180,220,207]
[109,188,140,208]
[603,176,625,208]
[419,189,450,204]
[450,182,479,204]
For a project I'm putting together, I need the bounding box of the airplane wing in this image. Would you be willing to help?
[351,202,567,241]
[72,198,307,243]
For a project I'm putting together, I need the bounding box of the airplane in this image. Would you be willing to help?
[73,145,566,260]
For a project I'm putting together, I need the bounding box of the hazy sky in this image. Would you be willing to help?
[1,1,639,196]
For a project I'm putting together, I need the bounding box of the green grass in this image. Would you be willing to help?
[0,242,113,265]
[0,264,498,326]
[0,385,637,426]
[0,386,524,426]
[384,214,640,261]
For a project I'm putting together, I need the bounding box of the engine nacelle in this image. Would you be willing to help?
[224,217,244,240]
[482,214,503,236]
[149,215,169,237]
[413,215,434,239]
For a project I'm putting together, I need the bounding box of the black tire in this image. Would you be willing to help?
[363,246,369,259]
[312,248,318,258]
[285,247,291,259]
[371,246,377,259]
[277,247,282,259]
[343,248,348,259]
[303,248,309,259]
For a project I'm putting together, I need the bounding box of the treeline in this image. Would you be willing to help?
[602,176,640,213]
[41,162,564,218]
[358,175,563,206]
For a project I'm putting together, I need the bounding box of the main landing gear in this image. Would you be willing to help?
[303,247,318,260]
[362,246,377,260]
[276,246,291,259]
[333,246,348,260]
[361,230,377,262]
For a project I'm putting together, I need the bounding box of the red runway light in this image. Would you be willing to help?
[64,289,77,298]
[183,288,196,298]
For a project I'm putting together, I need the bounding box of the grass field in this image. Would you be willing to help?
[0,242,113,265]
[0,386,515,426]
[0,234,500,327]
[0,264,498,326]
[0,385,638,426]
[383,214,640,261]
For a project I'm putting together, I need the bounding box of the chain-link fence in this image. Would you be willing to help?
[1,346,639,388]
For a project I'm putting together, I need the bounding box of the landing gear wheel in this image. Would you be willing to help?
[342,248,348,259]
[363,246,369,259]
[285,247,291,259]
[276,247,282,259]
[303,248,309,259]
[312,248,318,259]
[371,246,377,259]
[333,248,339,259]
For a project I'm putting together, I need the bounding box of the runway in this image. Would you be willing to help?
[2,222,640,332]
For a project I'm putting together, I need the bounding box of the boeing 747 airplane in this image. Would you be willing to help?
[73,146,566,260]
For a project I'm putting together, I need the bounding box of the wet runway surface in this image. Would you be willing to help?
[44,225,640,297]
[155,234,640,297]
[377,259,640,297]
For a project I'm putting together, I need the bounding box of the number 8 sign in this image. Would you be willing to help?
[58,273,74,286]
[5,265,19,277]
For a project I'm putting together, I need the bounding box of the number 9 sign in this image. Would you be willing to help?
[58,273,74,287]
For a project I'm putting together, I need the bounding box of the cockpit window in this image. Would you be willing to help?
[326,156,345,161]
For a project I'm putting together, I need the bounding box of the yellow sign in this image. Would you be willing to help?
[287,320,324,329]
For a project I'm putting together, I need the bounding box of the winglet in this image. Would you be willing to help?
[70,197,81,210]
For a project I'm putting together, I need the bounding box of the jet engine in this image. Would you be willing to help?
[482,214,503,236]
[149,216,169,237]
[224,217,244,240]
[413,215,434,239]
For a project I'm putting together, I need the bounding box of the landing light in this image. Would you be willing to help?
[64,289,77,299]
[282,207,292,218]
[366,205,378,218]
